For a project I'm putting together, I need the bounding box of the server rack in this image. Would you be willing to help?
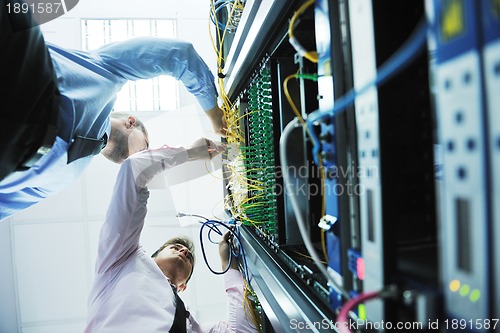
[212,0,500,332]
[215,1,337,330]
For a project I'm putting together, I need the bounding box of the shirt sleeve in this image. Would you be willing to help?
[188,269,259,333]
[95,146,189,274]
[0,188,46,221]
[0,140,92,221]
[94,37,218,111]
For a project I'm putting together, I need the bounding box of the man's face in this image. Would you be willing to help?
[155,243,194,291]
[101,117,148,163]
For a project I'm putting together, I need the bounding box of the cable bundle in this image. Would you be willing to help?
[210,0,245,34]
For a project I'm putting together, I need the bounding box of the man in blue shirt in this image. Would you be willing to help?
[0,1,226,220]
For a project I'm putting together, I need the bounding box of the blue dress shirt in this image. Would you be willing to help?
[0,37,217,220]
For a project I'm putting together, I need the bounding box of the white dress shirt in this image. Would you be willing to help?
[84,146,258,333]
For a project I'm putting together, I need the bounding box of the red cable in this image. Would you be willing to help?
[336,290,381,333]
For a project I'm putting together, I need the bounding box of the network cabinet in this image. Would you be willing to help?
[210,0,500,332]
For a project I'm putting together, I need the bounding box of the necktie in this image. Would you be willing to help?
[169,287,188,333]
[67,134,107,164]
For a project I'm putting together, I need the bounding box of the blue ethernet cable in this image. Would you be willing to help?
[307,18,429,165]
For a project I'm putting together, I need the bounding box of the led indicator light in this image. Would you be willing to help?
[441,0,465,41]
[357,258,365,281]
[459,284,470,296]
[449,279,460,292]
[469,289,480,302]
[358,304,366,320]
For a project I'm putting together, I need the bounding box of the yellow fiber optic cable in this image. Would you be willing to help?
[288,0,318,63]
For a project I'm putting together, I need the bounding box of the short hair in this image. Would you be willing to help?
[151,236,196,283]
[109,111,150,149]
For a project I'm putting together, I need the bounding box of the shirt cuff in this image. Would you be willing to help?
[223,268,244,290]
[131,146,189,188]
[196,94,218,112]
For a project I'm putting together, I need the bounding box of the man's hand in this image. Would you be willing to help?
[206,105,227,137]
[186,137,225,161]
[219,229,239,271]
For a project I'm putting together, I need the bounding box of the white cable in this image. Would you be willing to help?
[279,118,350,299]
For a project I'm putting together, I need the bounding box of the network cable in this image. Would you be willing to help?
[306,18,429,165]
[209,0,253,227]
[336,290,381,333]
[288,0,318,63]
[282,71,329,261]
[335,286,398,333]
[178,213,251,282]
[210,0,245,33]
[279,17,428,313]
[279,117,351,300]
[185,214,261,331]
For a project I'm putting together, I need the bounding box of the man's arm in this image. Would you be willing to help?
[191,230,259,333]
[95,139,222,273]
[218,230,259,333]
[95,146,189,274]
[93,37,226,135]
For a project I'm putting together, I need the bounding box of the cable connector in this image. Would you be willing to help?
[318,214,337,231]
[296,73,319,81]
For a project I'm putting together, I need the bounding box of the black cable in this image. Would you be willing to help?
[177,212,250,280]
[198,219,250,281]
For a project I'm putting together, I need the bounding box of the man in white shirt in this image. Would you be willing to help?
[84,138,258,333]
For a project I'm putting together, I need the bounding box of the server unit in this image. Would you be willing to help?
[479,0,500,321]
[325,0,438,325]
[426,0,495,330]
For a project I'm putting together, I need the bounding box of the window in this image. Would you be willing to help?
[81,19,179,112]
